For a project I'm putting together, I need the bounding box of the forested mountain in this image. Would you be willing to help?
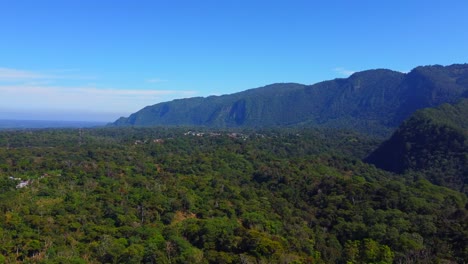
[0,128,467,263]
[366,99,468,193]
[112,64,468,136]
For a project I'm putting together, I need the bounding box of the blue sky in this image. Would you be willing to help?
[1,0,467,122]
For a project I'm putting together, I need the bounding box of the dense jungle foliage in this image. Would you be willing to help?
[0,127,466,263]
[366,99,467,194]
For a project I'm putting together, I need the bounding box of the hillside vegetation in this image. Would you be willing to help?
[366,99,467,194]
[0,128,466,263]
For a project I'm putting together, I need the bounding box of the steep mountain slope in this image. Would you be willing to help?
[365,99,468,193]
[112,64,468,135]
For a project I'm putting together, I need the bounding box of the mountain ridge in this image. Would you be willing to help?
[111,64,468,135]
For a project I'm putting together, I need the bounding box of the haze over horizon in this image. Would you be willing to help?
[1,0,468,122]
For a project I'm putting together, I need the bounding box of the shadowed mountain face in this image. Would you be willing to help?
[112,64,468,135]
[365,99,468,193]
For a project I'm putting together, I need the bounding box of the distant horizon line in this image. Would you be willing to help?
[0,118,107,123]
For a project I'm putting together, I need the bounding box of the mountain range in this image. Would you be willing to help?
[111,64,468,135]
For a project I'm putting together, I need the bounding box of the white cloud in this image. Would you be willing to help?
[333,67,356,77]
[0,68,52,80]
[0,67,195,121]
[0,84,197,114]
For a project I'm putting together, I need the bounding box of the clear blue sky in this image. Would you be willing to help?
[1,0,467,122]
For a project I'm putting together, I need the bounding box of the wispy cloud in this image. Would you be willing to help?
[0,84,197,113]
[333,67,356,77]
[147,78,168,83]
[0,68,52,80]
[0,67,196,121]
[0,67,95,81]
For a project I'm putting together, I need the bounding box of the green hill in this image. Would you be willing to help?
[365,99,468,193]
[112,64,468,136]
